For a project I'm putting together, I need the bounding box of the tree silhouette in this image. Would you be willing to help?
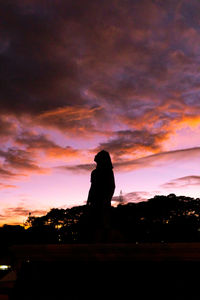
[1,194,200,245]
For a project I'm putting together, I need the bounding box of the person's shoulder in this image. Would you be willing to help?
[91,169,97,178]
[91,169,97,175]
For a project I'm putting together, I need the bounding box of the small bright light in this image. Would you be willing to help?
[0,265,11,270]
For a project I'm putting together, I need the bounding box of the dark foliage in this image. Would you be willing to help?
[1,194,200,245]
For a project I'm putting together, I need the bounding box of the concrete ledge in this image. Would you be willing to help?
[9,243,200,300]
[10,243,200,264]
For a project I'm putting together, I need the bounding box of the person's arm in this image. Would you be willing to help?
[87,187,93,206]
[87,170,95,206]
[108,170,115,197]
[103,170,115,206]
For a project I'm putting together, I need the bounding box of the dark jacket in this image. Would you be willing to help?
[87,167,115,208]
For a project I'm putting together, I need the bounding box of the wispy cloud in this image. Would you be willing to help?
[0,206,47,225]
[3,206,47,217]
[36,105,106,137]
[59,147,200,173]
[16,131,80,159]
[0,183,17,190]
[112,191,151,204]
[162,175,200,189]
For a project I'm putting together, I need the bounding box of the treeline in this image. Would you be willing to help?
[1,194,200,246]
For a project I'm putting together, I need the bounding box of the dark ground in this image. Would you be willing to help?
[5,243,200,300]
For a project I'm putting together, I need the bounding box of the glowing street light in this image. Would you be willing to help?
[0,265,11,270]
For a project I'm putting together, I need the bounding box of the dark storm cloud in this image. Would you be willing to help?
[0,0,119,117]
[0,118,17,137]
[0,148,46,174]
[0,1,188,114]
[0,0,96,125]
[94,129,168,159]
[0,0,113,135]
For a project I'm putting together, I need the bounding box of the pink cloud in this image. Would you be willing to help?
[61,147,200,173]
[162,175,200,189]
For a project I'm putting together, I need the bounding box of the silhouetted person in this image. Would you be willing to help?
[87,150,115,241]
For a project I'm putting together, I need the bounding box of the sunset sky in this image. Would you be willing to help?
[1,0,200,225]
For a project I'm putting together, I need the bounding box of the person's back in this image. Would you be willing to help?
[87,150,115,241]
[87,150,115,207]
[88,166,115,209]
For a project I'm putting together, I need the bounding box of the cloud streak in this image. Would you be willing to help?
[0,206,47,225]
[60,147,200,173]
[162,175,200,189]
[16,131,80,159]
[112,191,150,204]
[0,183,17,190]
[0,148,45,173]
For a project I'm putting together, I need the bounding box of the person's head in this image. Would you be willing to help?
[94,150,113,169]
